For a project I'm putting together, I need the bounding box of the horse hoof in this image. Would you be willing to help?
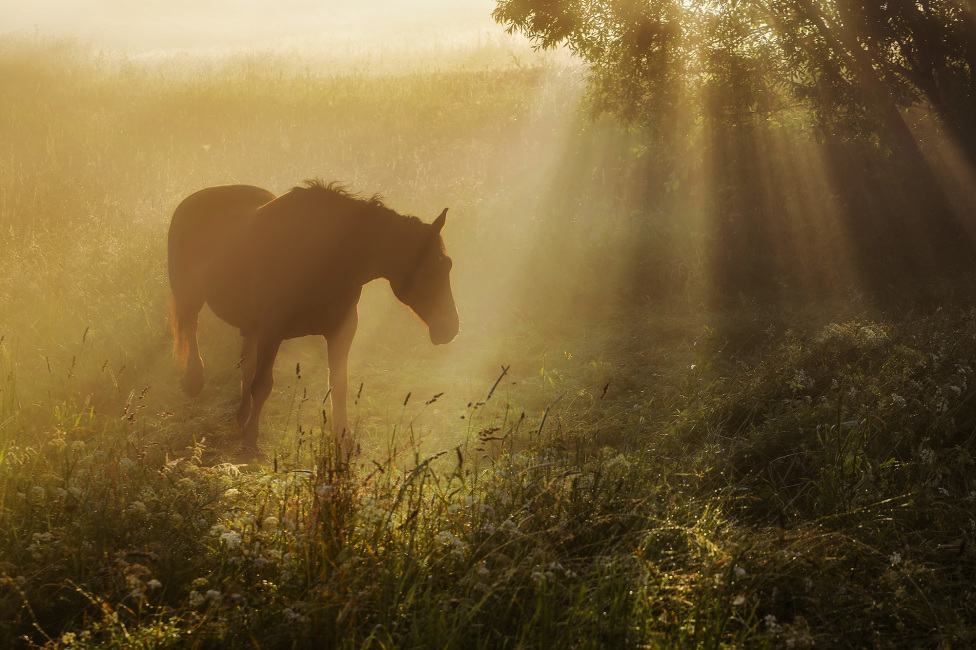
[236,444,262,461]
[180,372,205,397]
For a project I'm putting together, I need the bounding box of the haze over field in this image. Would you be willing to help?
[1,0,504,54]
[4,1,976,646]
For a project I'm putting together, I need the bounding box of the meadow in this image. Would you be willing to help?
[2,35,976,648]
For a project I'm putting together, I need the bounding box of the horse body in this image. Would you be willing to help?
[168,181,459,459]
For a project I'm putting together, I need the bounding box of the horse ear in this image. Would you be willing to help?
[432,208,448,233]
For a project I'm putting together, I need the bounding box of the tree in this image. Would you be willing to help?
[493,0,976,166]
[494,0,976,295]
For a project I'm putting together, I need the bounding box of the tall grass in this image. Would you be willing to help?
[1,36,976,648]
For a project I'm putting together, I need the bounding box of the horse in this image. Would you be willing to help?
[167,180,459,461]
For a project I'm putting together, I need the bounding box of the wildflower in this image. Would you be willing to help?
[950,385,963,396]
[435,531,457,545]
[733,566,746,578]
[188,591,205,607]
[119,458,134,469]
[606,453,632,473]
[447,503,460,514]
[68,487,82,498]
[733,596,746,606]
[30,486,45,501]
[889,393,906,408]
[220,531,242,549]
[890,552,902,565]
[500,519,517,533]
[223,488,240,498]
[918,447,936,465]
[473,582,492,595]
[765,614,780,633]
[147,579,162,590]
[263,516,279,528]
[205,589,221,602]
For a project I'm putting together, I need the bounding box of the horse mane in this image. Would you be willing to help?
[291,179,424,228]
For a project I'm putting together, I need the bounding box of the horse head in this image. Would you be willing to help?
[391,208,459,345]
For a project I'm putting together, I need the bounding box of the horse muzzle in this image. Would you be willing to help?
[429,317,459,345]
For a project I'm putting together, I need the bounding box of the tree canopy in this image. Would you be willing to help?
[494,0,976,165]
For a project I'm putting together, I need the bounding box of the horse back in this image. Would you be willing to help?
[168,185,276,329]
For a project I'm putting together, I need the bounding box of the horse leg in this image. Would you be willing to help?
[237,335,257,427]
[326,309,359,464]
[172,293,206,397]
[241,335,281,450]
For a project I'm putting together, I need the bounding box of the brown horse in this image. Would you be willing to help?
[168,181,459,460]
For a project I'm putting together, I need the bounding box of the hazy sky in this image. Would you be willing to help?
[0,0,504,53]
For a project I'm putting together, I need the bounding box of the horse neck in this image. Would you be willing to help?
[354,208,423,285]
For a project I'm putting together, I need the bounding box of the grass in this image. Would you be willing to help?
[1,35,976,648]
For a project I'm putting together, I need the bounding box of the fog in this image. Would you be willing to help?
[0,0,501,53]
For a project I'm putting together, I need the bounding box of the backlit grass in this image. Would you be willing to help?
[1,36,976,648]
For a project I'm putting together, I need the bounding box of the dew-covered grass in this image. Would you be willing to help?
[2,36,976,648]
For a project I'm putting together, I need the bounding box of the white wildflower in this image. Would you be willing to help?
[220,531,242,549]
[435,531,457,546]
[918,447,936,465]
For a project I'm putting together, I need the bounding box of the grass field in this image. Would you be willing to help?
[2,35,976,648]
